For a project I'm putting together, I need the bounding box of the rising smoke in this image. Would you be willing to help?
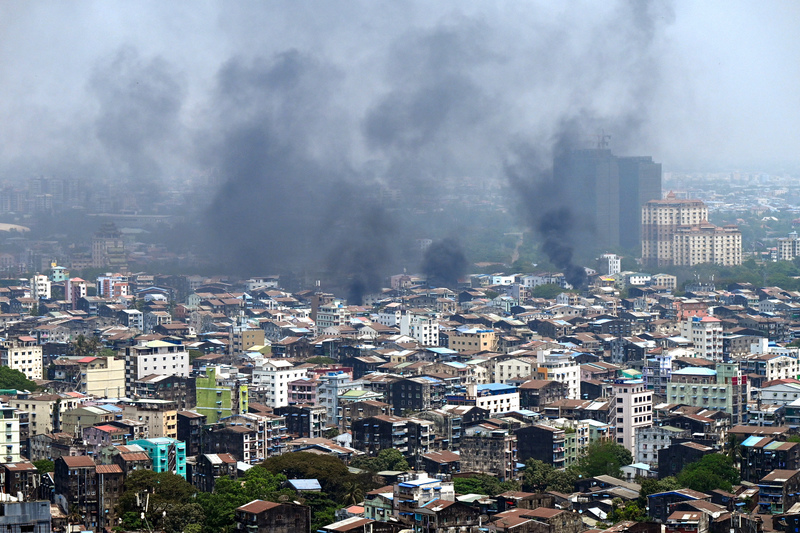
[0,1,680,297]
[422,238,468,289]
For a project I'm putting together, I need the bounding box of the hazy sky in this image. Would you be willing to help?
[0,0,798,181]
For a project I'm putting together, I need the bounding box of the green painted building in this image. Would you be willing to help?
[195,366,249,424]
[129,438,187,479]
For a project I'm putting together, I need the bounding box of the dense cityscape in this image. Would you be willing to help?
[1,2,800,533]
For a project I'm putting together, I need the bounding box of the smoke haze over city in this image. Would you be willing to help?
[0,1,798,284]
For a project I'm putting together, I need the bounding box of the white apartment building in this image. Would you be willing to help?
[0,407,21,463]
[30,274,51,300]
[317,372,365,422]
[672,223,742,267]
[316,300,351,330]
[680,316,723,362]
[251,359,308,408]
[120,309,144,331]
[611,379,653,454]
[635,424,688,466]
[399,313,439,346]
[536,350,581,399]
[642,196,707,267]
[493,357,536,384]
[601,253,621,276]
[472,383,520,415]
[1,337,44,381]
[124,340,190,395]
[777,231,800,261]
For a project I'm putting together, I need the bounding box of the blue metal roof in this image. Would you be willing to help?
[671,367,717,376]
[477,383,515,392]
[288,479,322,491]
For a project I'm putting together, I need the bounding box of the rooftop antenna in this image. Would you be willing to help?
[596,130,611,150]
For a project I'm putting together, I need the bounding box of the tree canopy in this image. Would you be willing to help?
[677,453,740,493]
[453,474,520,497]
[116,470,198,533]
[0,366,38,391]
[577,441,633,478]
[531,284,565,299]
[350,448,409,473]
[522,459,580,494]
[195,466,291,533]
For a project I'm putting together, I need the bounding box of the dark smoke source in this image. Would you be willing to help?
[538,207,588,289]
[422,238,467,289]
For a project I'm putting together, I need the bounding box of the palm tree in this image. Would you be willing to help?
[342,481,364,506]
[72,334,101,357]
[724,434,742,467]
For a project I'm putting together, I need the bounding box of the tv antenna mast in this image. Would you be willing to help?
[596,130,611,149]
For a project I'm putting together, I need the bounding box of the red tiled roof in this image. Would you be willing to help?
[237,500,281,514]
[96,464,124,474]
[60,456,95,468]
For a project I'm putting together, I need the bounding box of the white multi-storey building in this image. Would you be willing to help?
[315,300,351,330]
[635,424,688,466]
[30,274,51,300]
[124,340,190,395]
[1,337,44,381]
[681,316,723,362]
[611,379,653,454]
[493,357,536,384]
[251,359,308,408]
[601,253,621,275]
[399,313,439,346]
[0,406,21,463]
[536,350,581,399]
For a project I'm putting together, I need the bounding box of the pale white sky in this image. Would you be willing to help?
[0,0,797,180]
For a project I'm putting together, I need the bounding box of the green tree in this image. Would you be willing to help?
[32,459,54,474]
[261,452,356,501]
[161,502,205,533]
[0,366,38,391]
[677,453,740,493]
[196,466,291,533]
[303,491,341,532]
[531,284,564,299]
[521,460,581,494]
[637,476,680,507]
[350,448,410,473]
[577,441,633,478]
[608,498,647,524]
[306,356,335,365]
[117,471,197,531]
[453,474,520,496]
[72,334,101,357]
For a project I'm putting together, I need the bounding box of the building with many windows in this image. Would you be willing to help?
[681,316,723,362]
[1,337,43,380]
[611,379,652,454]
[129,437,187,479]
[642,194,741,267]
[666,363,748,424]
[124,340,189,395]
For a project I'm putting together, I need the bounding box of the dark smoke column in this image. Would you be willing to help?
[422,238,467,289]
[537,208,587,289]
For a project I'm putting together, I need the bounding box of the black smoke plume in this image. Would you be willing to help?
[422,238,468,289]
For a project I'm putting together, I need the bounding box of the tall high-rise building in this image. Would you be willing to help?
[92,222,127,270]
[554,148,620,249]
[641,195,707,267]
[553,148,661,252]
[618,156,662,249]
[641,193,741,267]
